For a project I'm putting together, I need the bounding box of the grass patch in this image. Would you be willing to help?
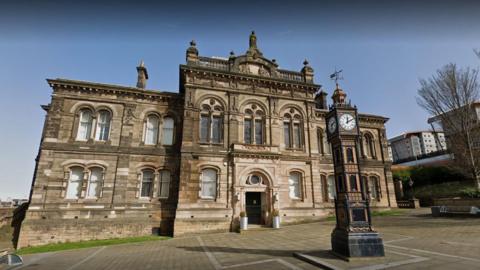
[16,235,170,255]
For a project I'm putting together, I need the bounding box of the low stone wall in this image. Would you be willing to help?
[174,218,232,237]
[433,198,480,207]
[18,217,159,248]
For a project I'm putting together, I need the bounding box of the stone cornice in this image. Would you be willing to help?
[47,78,181,102]
[181,65,321,93]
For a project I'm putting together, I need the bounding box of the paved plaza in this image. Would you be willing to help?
[8,209,480,270]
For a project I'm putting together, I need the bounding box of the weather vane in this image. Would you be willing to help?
[329,68,343,87]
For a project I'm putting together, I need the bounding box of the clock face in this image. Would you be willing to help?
[339,113,356,130]
[328,117,337,133]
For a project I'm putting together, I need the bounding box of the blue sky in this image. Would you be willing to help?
[0,0,479,199]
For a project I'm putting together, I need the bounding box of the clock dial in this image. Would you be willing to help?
[339,113,356,130]
[328,117,337,133]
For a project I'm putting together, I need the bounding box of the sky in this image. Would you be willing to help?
[0,0,479,199]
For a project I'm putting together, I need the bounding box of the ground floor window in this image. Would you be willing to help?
[201,168,217,199]
[288,172,302,199]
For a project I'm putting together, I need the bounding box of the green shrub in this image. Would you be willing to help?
[459,187,480,198]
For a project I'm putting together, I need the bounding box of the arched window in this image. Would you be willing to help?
[66,166,84,199]
[162,117,174,145]
[95,110,111,141]
[86,167,103,198]
[76,109,93,141]
[140,169,154,198]
[368,176,381,201]
[327,175,336,200]
[201,168,217,199]
[288,172,302,199]
[363,133,376,159]
[283,109,303,149]
[346,148,354,163]
[200,99,223,144]
[145,115,159,145]
[244,105,265,145]
[349,175,358,191]
[158,170,171,199]
[317,128,324,154]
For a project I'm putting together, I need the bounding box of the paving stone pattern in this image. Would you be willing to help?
[11,209,480,270]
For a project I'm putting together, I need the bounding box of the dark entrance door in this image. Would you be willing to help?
[245,192,262,224]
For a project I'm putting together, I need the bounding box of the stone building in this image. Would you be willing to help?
[18,32,394,248]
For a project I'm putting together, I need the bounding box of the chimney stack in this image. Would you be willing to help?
[136,60,148,89]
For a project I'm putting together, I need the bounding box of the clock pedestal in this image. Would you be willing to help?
[326,85,385,258]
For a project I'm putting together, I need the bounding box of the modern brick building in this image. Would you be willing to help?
[18,32,394,248]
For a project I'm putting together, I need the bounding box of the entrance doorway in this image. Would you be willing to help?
[245,192,262,224]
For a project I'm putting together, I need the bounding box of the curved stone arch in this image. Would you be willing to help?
[60,159,109,168]
[237,165,274,187]
[239,99,268,114]
[70,102,96,115]
[278,103,306,119]
[198,164,222,174]
[135,163,158,173]
[195,94,227,111]
[139,109,162,120]
[163,110,182,124]
[94,105,116,118]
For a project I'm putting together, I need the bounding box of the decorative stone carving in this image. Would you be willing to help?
[123,104,137,124]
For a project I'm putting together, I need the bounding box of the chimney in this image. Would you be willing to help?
[136,60,148,89]
[315,90,328,109]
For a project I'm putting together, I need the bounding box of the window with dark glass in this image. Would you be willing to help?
[293,123,301,148]
[141,170,154,198]
[211,116,222,143]
[95,110,111,141]
[349,175,358,191]
[284,122,290,147]
[159,170,170,199]
[162,117,174,145]
[200,115,209,143]
[244,119,252,144]
[255,119,263,144]
[346,148,354,163]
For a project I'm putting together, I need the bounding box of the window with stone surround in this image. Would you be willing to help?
[162,117,174,145]
[199,98,224,144]
[140,169,154,198]
[243,104,265,145]
[95,110,111,141]
[368,176,381,201]
[327,175,336,200]
[283,108,304,149]
[86,167,104,198]
[66,166,84,199]
[200,168,217,199]
[76,109,93,141]
[363,132,377,159]
[144,114,160,145]
[288,171,302,199]
[346,147,354,163]
[158,170,170,199]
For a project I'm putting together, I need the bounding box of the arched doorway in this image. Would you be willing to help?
[241,172,273,226]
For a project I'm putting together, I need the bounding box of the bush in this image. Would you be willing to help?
[272,209,279,216]
[459,187,480,198]
[393,166,467,187]
[240,211,246,217]
[413,181,477,199]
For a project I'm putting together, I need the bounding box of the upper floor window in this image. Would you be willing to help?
[288,172,302,199]
[244,105,265,145]
[363,133,376,159]
[66,166,84,199]
[86,167,104,198]
[162,117,174,145]
[199,99,224,144]
[158,170,171,199]
[145,115,160,145]
[283,109,303,149]
[141,169,154,198]
[201,168,217,199]
[317,128,324,154]
[77,109,93,141]
[95,110,111,141]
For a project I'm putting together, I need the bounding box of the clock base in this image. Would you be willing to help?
[331,228,385,258]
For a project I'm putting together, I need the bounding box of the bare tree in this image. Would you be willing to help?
[417,63,480,190]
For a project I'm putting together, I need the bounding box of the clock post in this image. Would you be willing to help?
[325,83,385,258]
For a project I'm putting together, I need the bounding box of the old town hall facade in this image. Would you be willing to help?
[18,32,394,247]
